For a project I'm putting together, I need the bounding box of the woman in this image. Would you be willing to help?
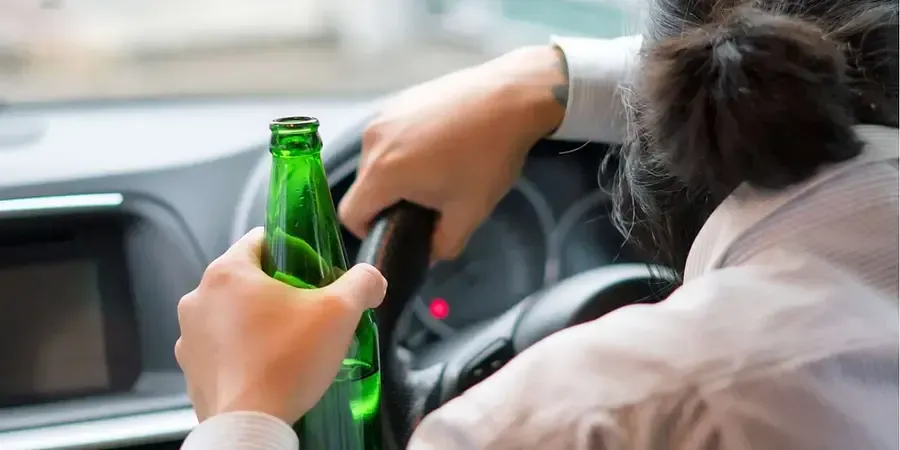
[178,0,899,448]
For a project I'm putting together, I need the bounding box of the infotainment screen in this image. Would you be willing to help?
[0,218,141,408]
[0,260,110,400]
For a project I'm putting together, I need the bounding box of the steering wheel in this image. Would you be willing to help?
[344,135,676,448]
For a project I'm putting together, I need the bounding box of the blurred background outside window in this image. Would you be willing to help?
[0,0,636,103]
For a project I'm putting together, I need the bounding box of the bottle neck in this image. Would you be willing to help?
[263,128,347,284]
[270,131,322,158]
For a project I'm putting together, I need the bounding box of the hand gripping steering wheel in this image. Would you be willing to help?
[354,162,675,449]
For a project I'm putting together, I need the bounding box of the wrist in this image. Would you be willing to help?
[493,45,568,138]
[217,384,298,425]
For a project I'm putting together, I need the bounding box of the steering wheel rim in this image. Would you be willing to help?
[355,202,438,449]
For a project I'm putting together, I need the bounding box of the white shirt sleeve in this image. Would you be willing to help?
[181,411,298,450]
[549,35,643,144]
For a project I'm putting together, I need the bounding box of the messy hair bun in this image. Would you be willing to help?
[638,7,862,196]
[607,0,898,273]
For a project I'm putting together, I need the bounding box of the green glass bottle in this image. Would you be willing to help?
[262,116,381,449]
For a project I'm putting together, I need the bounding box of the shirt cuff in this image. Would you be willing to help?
[549,35,642,144]
[182,411,299,450]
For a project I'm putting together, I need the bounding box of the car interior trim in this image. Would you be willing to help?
[1,407,196,450]
[0,193,124,215]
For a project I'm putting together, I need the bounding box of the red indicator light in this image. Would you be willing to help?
[429,298,450,320]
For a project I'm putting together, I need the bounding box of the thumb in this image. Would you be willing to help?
[323,264,387,311]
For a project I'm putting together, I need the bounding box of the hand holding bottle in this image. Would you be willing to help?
[175,228,387,424]
[339,45,568,261]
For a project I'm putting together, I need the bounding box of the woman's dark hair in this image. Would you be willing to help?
[605,0,898,275]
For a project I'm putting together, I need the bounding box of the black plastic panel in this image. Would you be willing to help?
[0,194,204,431]
[0,209,140,409]
[457,339,514,391]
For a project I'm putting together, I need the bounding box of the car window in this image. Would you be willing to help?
[0,0,635,103]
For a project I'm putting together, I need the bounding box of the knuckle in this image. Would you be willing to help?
[201,257,235,286]
[363,149,399,179]
[177,291,196,321]
[320,292,354,314]
[361,122,382,151]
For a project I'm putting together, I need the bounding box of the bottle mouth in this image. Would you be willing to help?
[270,116,319,132]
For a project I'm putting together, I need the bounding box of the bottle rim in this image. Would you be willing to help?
[270,116,319,131]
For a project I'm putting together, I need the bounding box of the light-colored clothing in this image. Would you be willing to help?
[408,124,899,450]
[182,36,900,450]
[548,35,642,143]
[183,412,297,450]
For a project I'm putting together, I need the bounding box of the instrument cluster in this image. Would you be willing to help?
[397,147,644,353]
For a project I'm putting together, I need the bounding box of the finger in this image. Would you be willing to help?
[220,227,266,268]
[322,263,387,311]
[339,176,398,240]
[431,203,481,261]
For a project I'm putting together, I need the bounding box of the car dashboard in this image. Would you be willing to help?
[0,98,638,449]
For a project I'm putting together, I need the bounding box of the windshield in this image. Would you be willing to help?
[1,0,633,103]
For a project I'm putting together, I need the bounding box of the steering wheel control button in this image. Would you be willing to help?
[458,339,515,392]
